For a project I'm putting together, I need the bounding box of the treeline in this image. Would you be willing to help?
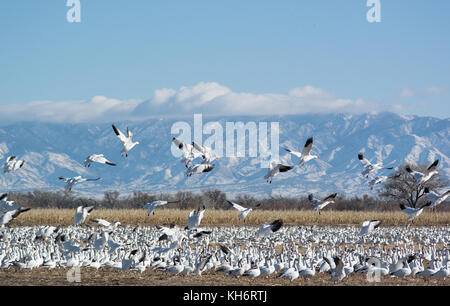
[7,189,449,212]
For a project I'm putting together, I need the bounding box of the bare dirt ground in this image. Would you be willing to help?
[0,267,448,286]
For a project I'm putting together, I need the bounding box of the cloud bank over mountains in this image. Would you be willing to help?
[0,82,394,124]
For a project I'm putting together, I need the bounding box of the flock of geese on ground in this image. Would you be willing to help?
[0,124,449,283]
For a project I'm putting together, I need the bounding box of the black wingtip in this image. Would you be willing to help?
[304,137,313,147]
[428,159,439,170]
[112,124,120,136]
[358,153,363,160]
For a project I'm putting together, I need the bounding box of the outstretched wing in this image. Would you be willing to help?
[427,159,439,172]
[284,148,302,158]
[301,137,314,156]
[323,193,337,202]
[358,153,371,168]
[227,200,246,212]
[85,177,101,182]
[112,124,127,144]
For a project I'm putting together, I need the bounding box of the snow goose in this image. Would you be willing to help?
[187,206,206,230]
[400,202,432,222]
[91,219,121,228]
[3,156,25,173]
[264,160,293,183]
[324,256,347,281]
[143,200,179,216]
[405,160,439,186]
[192,142,219,164]
[424,187,450,209]
[358,153,393,178]
[0,193,24,211]
[58,176,101,192]
[0,207,31,227]
[307,193,337,214]
[74,205,95,225]
[257,219,283,237]
[112,124,139,157]
[284,137,318,168]
[172,137,202,168]
[227,200,260,221]
[368,176,388,190]
[84,154,116,167]
[359,220,382,236]
[186,163,215,176]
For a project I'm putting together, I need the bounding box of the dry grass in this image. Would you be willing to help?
[10,209,450,227]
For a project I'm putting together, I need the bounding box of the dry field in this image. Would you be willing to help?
[0,267,448,286]
[9,208,450,227]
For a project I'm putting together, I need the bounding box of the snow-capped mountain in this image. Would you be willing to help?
[0,112,448,198]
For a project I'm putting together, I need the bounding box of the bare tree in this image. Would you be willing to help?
[380,162,448,208]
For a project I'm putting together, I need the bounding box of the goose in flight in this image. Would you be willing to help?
[400,202,432,222]
[192,142,219,164]
[143,200,179,216]
[257,219,283,237]
[84,154,116,167]
[308,193,337,214]
[405,160,439,186]
[91,219,120,228]
[186,163,215,177]
[3,156,25,173]
[58,176,101,192]
[74,205,95,225]
[172,137,202,168]
[368,176,388,190]
[0,207,30,227]
[358,153,393,178]
[323,256,347,281]
[187,206,206,230]
[0,193,24,211]
[112,124,139,157]
[227,200,261,221]
[359,220,382,235]
[284,137,318,168]
[264,160,294,183]
[424,187,450,209]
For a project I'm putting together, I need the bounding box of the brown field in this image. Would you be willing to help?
[10,208,450,227]
[0,267,448,286]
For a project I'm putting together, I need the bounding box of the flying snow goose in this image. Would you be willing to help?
[172,137,202,168]
[307,193,337,214]
[0,193,23,211]
[192,142,219,164]
[58,176,101,192]
[368,176,388,190]
[257,219,283,237]
[187,205,206,230]
[112,124,139,157]
[91,219,121,228]
[0,207,30,227]
[284,137,318,168]
[358,153,393,178]
[400,202,432,222]
[264,160,293,183]
[186,163,215,177]
[227,200,261,221]
[3,156,25,173]
[405,160,439,186]
[424,187,450,208]
[74,205,95,225]
[84,154,116,167]
[359,220,382,235]
[323,256,347,281]
[143,200,179,215]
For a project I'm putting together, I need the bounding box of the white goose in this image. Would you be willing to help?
[264,160,293,183]
[3,156,25,173]
[84,154,116,167]
[424,187,450,209]
[358,153,393,178]
[227,200,260,221]
[112,124,139,157]
[192,142,219,164]
[143,200,179,216]
[186,163,215,177]
[0,193,23,211]
[284,137,318,168]
[405,160,439,186]
[308,193,337,214]
[400,202,432,222]
[172,137,202,168]
[187,206,206,230]
[58,176,100,192]
[359,220,382,235]
[74,205,95,225]
[257,219,283,237]
[0,207,31,227]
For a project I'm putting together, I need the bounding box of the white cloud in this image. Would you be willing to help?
[0,82,387,124]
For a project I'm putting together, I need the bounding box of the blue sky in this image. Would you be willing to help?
[0,0,449,121]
